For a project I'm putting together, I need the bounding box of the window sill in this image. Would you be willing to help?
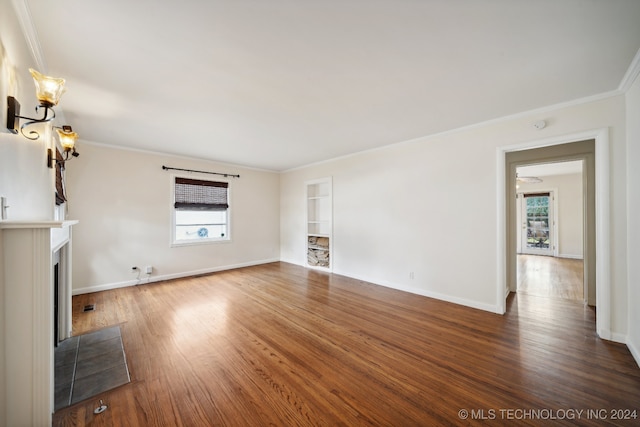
[171,238,231,248]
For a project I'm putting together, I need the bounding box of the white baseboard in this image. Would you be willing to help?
[516,252,583,260]
[331,268,502,314]
[607,331,627,344]
[278,260,501,313]
[627,337,640,368]
[72,258,280,295]
[557,254,583,260]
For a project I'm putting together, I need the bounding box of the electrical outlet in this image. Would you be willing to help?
[144,266,153,274]
[409,271,414,280]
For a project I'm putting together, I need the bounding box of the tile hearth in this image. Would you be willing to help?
[54,325,130,411]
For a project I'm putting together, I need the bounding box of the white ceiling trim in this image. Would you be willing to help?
[78,139,279,174]
[288,46,640,173]
[284,88,621,173]
[619,47,640,92]
[89,80,623,176]
[10,0,46,72]
[72,77,629,175]
[9,0,68,125]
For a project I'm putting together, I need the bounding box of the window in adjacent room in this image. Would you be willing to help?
[172,177,230,245]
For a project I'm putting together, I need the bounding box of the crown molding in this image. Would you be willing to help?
[10,0,46,71]
[284,90,620,173]
[79,139,279,174]
[619,47,640,92]
[9,0,70,124]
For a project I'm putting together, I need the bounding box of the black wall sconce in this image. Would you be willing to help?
[6,68,80,167]
[48,125,80,168]
[6,68,65,140]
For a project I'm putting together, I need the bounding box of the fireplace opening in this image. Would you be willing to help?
[53,240,73,347]
[53,252,60,346]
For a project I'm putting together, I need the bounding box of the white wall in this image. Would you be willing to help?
[626,73,640,366]
[0,2,54,221]
[1,0,58,420]
[281,95,628,334]
[516,172,583,258]
[0,132,55,220]
[65,143,280,293]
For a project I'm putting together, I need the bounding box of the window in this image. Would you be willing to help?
[172,177,230,245]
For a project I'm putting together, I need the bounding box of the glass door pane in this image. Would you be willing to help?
[523,193,553,255]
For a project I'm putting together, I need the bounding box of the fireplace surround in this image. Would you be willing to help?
[1,219,77,426]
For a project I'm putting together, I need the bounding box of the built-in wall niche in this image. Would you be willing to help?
[306,177,332,270]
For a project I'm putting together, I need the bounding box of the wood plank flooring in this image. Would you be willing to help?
[53,262,640,426]
[517,255,584,300]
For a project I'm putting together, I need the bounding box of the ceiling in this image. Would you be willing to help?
[21,0,640,171]
[517,160,582,178]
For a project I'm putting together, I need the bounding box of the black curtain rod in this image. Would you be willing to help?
[162,165,240,178]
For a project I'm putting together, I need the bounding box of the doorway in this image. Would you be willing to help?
[513,159,586,301]
[499,129,612,340]
[505,139,596,305]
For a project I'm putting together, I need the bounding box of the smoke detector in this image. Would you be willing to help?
[533,120,546,130]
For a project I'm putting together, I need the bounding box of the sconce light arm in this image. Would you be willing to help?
[6,96,56,140]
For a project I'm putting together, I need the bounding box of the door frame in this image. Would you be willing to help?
[496,128,611,340]
[508,144,594,307]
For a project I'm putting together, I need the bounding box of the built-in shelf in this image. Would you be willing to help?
[306,177,332,270]
[308,233,330,238]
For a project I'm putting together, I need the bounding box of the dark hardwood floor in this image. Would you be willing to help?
[53,262,640,426]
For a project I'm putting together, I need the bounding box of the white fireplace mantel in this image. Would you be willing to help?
[1,220,77,426]
[0,219,78,229]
